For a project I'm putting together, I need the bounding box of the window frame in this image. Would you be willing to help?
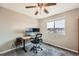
[46,16,66,35]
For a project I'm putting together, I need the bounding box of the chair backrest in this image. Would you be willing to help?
[36,33,42,38]
[15,37,22,46]
[35,33,43,43]
[16,37,22,42]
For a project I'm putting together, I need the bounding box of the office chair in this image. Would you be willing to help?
[30,33,43,53]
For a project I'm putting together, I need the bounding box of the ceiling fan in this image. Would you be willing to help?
[25,3,56,15]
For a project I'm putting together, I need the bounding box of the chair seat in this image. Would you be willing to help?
[15,37,22,46]
[30,33,43,53]
[31,40,39,44]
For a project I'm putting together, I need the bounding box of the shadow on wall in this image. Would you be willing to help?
[15,29,25,36]
[0,30,25,53]
[0,38,16,53]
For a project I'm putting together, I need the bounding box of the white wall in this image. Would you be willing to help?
[0,7,39,52]
[39,8,79,53]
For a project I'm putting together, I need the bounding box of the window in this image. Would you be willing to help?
[55,20,65,29]
[47,22,54,31]
[47,22,54,28]
[47,17,65,35]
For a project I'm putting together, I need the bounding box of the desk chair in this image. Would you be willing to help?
[30,33,43,53]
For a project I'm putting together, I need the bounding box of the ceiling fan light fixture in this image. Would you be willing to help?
[35,10,38,15]
[25,3,56,15]
[44,8,49,14]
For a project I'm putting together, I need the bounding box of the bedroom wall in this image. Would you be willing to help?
[39,8,79,53]
[0,7,39,52]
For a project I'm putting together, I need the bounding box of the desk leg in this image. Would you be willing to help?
[23,40,27,52]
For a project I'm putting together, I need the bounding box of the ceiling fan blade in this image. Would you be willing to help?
[44,8,49,14]
[35,10,38,15]
[37,3,40,7]
[45,3,56,6]
[25,6,36,8]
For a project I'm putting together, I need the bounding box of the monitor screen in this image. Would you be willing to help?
[32,28,40,32]
[25,28,40,35]
[25,28,40,32]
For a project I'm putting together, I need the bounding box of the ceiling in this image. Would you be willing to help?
[0,3,79,19]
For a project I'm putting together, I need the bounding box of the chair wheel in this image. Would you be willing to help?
[41,48,43,50]
[35,51,37,53]
[33,50,38,54]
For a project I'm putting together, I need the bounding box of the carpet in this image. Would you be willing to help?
[0,43,77,56]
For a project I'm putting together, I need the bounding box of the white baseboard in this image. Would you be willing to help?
[0,42,78,54]
[0,42,32,54]
[53,44,78,53]
[0,48,16,54]
[44,42,78,53]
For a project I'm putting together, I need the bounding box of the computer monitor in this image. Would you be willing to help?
[32,28,40,32]
[25,28,40,36]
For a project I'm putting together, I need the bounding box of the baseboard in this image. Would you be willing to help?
[0,48,16,54]
[0,42,78,54]
[43,42,78,54]
[0,42,31,54]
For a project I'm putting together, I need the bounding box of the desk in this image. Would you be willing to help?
[22,36,32,52]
